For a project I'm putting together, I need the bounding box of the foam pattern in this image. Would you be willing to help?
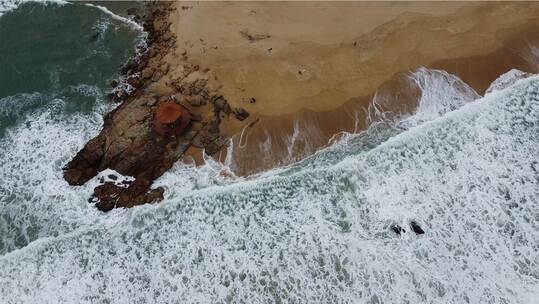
[0,72,537,303]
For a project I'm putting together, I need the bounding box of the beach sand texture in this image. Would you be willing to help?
[157,1,539,174]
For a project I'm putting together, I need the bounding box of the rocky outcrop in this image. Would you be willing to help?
[64,94,191,210]
[64,2,249,211]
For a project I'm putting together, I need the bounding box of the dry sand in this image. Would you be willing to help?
[161,1,539,175]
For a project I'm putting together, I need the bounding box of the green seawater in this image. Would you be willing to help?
[0,1,141,136]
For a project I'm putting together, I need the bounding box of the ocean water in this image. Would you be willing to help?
[1,2,538,304]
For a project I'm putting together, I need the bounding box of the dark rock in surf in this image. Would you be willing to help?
[63,94,194,210]
[127,76,143,88]
[390,224,405,235]
[89,32,100,43]
[410,221,425,235]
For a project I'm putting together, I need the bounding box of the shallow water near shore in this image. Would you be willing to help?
[1,2,539,304]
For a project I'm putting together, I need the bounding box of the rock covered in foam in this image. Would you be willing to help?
[485,69,534,94]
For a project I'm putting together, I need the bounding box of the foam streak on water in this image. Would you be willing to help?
[84,3,143,32]
[0,0,68,17]
[0,70,538,303]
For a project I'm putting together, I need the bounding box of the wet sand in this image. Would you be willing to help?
[161,1,539,175]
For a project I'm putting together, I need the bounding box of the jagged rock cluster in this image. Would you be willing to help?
[64,2,248,211]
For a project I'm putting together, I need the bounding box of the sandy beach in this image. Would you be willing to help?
[146,1,539,175]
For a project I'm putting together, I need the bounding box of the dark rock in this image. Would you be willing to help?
[410,221,425,235]
[240,30,271,43]
[64,85,200,211]
[87,195,98,204]
[108,174,118,181]
[390,224,405,235]
[127,76,143,88]
[93,182,121,211]
[89,32,100,43]
[110,79,119,88]
[90,176,166,212]
[121,59,138,75]
[250,97,256,104]
[96,199,116,212]
[232,108,250,121]
[214,97,231,115]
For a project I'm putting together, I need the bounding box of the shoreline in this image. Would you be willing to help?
[110,1,539,177]
[64,1,251,210]
[163,1,539,175]
[65,1,539,209]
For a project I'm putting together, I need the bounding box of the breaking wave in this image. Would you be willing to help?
[1,70,538,302]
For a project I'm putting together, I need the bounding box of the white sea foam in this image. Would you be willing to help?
[283,68,481,176]
[0,73,537,303]
[399,67,480,128]
[84,3,143,32]
[0,0,68,18]
[0,98,109,253]
[486,69,534,95]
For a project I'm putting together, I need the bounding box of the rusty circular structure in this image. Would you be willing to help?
[152,101,191,137]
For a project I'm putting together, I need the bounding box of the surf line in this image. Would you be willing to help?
[85,3,143,32]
